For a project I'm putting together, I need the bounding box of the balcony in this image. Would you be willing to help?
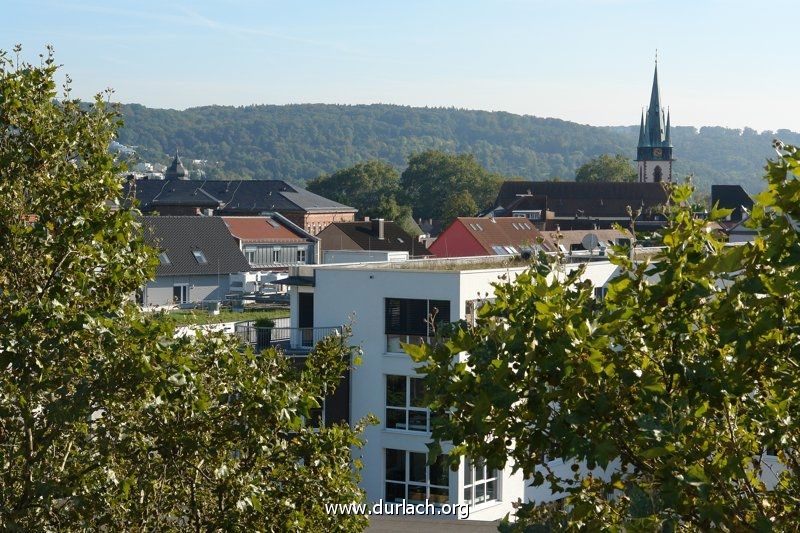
[234,318,341,355]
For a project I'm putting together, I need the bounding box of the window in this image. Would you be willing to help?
[296,247,307,263]
[385,298,450,352]
[594,286,608,300]
[271,248,281,262]
[463,458,498,506]
[385,375,429,432]
[173,284,188,304]
[385,449,450,504]
[192,250,207,264]
[158,252,171,265]
[244,247,256,264]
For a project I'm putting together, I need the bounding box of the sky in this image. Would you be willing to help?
[4,0,795,132]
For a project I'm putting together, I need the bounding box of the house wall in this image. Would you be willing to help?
[143,274,232,306]
[312,266,531,521]
[282,211,357,235]
[429,220,486,258]
[307,260,621,521]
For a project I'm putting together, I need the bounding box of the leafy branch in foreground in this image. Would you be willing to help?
[409,143,800,531]
[0,47,370,532]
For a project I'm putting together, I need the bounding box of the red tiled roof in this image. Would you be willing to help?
[222,216,308,244]
[456,217,554,253]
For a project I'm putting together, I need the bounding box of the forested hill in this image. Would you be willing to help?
[116,103,800,194]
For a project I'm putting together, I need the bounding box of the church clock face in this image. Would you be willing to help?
[653,148,663,158]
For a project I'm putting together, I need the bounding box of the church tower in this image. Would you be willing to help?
[636,59,673,183]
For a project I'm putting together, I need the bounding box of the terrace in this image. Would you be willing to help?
[233,317,341,355]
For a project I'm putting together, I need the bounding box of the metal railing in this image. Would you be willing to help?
[234,320,341,353]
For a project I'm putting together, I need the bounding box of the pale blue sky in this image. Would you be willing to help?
[4,0,794,131]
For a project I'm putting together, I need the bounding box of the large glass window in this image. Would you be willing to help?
[385,449,450,504]
[385,298,451,353]
[385,375,429,432]
[463,458,498,506]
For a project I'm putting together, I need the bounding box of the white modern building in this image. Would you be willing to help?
[281,255,620,521]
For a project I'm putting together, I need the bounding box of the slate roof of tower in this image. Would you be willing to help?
[164,154,189,180]
[140,216,250,276]
[128,179,356,214]
[639,62,672,149]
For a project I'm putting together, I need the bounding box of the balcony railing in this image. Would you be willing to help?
[234,321,342,354]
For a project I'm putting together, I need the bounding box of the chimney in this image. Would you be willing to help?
[373,218,385,240]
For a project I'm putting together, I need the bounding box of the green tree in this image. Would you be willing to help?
[408,143,800,530]
[574,153,637,182]
[400,150,502,222]
[307,160,410,220]
[0,47,369,531]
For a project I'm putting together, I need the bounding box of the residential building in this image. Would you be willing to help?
[139,216,250,307]
[711,184,753,223]
[278,256,620,521]
[430,216,553,258]
[127,178,357,234]
[636,59,674,183]
[316,218,431,258]
[222,214,319,269]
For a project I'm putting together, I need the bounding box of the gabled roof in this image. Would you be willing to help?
[454,217,554,254]
[141,216,251,276]
[222,215,313,244]
[129,179,356,214]
[711,185,753,221]
[318,220,431,256]
[494,181,669,218]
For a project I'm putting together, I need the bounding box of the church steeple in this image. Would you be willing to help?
[165,149,189,180]
[635,54,674,183]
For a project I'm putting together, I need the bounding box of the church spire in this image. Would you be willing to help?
[646,59,666,145]
[637,109,648,147]
[665,108,672,146]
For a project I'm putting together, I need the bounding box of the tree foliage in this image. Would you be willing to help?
[408,142,800,530]
[307,160,412,223]
[401,150,502,223]
[574,153,637,183]
[0,47,369,532]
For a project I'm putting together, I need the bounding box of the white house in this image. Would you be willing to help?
[281,255,620,521]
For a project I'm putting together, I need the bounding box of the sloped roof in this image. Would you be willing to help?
[494,181,669,218]
[318,220,431,256]
[129,179,356,214]
[455,217,554,254]
[222,216,311,244]
[141,216,251,276]
[711,185,753,212]
[550,228,632,250]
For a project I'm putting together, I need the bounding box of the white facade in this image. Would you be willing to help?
[637,158,673,184]
[294,257,620,521]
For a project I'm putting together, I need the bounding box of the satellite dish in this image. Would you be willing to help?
[581,233,600,253]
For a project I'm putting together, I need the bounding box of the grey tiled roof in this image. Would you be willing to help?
[129,179,356,214]
[141,216,251,276]
[494,181,669,218]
